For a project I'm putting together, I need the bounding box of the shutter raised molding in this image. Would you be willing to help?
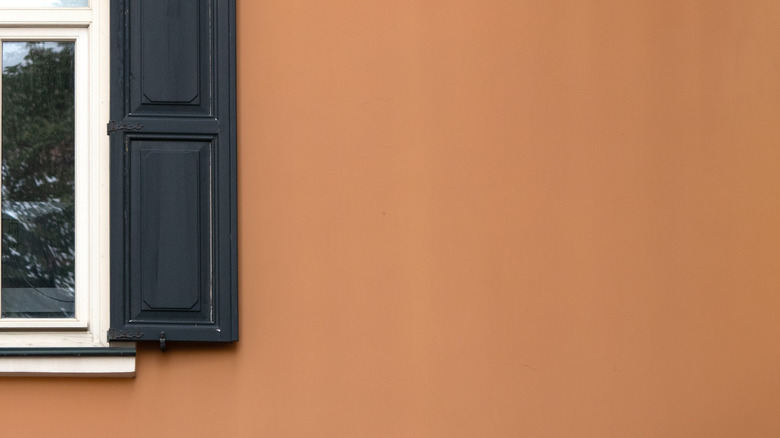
[109,0,237,343]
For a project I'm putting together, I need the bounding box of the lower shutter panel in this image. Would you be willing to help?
[109,0,238,343]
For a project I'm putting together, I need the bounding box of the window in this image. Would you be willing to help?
[0,0,237,376]
[0,1,134,375]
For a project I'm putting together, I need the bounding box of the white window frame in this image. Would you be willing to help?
[0,1,134,375]
[0,27,89,331]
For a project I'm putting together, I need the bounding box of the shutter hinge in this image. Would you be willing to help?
[108,328,144,340]
[107,121,144,135]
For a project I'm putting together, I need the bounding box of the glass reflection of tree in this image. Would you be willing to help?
[1,42,75,310]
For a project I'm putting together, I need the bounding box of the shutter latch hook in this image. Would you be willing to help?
[159,331,167,352]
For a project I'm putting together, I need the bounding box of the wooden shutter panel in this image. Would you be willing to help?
[109,0,238,343]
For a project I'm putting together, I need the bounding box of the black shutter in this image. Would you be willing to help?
[109,0,238,343]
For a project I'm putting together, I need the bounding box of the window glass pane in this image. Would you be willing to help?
[1,41,75,318]
[0,0,87,7]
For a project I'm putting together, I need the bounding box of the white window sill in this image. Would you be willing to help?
[0,347,135,377]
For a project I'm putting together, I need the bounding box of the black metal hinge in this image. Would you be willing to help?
[108,328,144,340]
[107,121,144,135]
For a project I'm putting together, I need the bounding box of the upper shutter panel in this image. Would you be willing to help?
[109,0,238,343]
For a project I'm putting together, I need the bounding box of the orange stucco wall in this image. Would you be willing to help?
[3,0,780,436]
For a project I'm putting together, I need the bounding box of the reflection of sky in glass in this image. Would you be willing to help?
[3,42,65,72]
[0,0,88,7]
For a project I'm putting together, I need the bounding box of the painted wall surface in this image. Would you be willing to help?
[2,0,780,436]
